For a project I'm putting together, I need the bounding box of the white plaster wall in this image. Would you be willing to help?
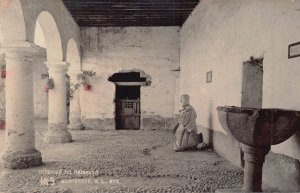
[180,0,300,160]
[81,27,179,119]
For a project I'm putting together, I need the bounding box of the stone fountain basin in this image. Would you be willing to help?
[217,106,300,146]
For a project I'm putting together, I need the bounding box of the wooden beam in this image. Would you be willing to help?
[62,0,199,4]
[62,0,197,27]
[77,21,183,26]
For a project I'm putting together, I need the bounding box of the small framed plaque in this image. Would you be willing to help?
[288,42,300,59]
[41,73,49,79]
[206,71,212,83]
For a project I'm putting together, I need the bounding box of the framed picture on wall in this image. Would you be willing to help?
[288,42,300,59]
[206,70,212,83]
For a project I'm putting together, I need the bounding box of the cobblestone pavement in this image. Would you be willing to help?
[0,120,244,193]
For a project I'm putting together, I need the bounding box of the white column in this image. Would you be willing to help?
[44,62,72,143]
[67,70,84,130]
[1,41,42,169]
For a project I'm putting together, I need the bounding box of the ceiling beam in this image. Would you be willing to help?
[62,0,199,27]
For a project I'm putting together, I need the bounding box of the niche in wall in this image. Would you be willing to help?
[241,57,264,108]
[206,70,212,83]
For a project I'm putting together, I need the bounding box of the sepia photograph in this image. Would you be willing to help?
[0,0,300,192]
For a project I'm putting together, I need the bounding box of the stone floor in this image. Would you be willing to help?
[0,119,245,193]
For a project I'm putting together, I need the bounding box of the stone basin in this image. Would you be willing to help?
[217,106,300,147]
[217,106,300,192]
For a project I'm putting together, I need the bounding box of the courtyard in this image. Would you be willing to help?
[0,119,245,193]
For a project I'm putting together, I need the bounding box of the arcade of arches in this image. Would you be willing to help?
[0,0,300,192]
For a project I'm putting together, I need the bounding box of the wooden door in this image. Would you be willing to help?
[116,99,140,130]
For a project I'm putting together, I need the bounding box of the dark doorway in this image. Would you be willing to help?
[108,70,151,130]
[109,71,151,130]
[115,85,141,130]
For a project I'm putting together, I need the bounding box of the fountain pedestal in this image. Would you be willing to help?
[241,144,270,192]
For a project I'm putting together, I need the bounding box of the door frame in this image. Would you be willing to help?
[114,82,144,130]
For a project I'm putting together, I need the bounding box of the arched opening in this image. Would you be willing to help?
[0,0,26,42]
[34,21,46,48]
[66,39,81,126]
[33,20,48,120]
[108,69,151,130]
[33,11,63,122]
[35,11,72,144]
[35,11,63,61]
[66,38,81,71]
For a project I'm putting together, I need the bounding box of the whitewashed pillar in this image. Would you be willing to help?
[1,41,42,169]
[44,62,72,143]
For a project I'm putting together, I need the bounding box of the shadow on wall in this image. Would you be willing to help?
[295,130,300,153]
[210,102,244,168]
[208,101,213,148]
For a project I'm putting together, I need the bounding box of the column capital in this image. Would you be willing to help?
[46,61,69,73]
[45,61,69,66]
[241,144,270,163]
[0,41,45,62]
[67,69,82,77]
[0,40,33,48]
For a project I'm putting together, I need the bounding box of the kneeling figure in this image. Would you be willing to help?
[174,94,198,152]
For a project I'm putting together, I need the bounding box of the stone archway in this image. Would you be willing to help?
[35,11,72,144]
[0,0,26,43]
[36,11,63,61]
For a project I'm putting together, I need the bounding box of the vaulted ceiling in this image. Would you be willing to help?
[62,0,199,27]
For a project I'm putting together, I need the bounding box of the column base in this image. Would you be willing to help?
[1,149,42,169]
[216,187,274,193]
[44,131,72,144]
[68,123,84,130]
[215,188,241,193]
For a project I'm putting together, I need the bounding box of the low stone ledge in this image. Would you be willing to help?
[81,116,177,131]
[263,151,300,192]
[82,118,115,130]
[142,116,177,131]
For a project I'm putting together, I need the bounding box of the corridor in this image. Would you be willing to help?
[1,0,300,192]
